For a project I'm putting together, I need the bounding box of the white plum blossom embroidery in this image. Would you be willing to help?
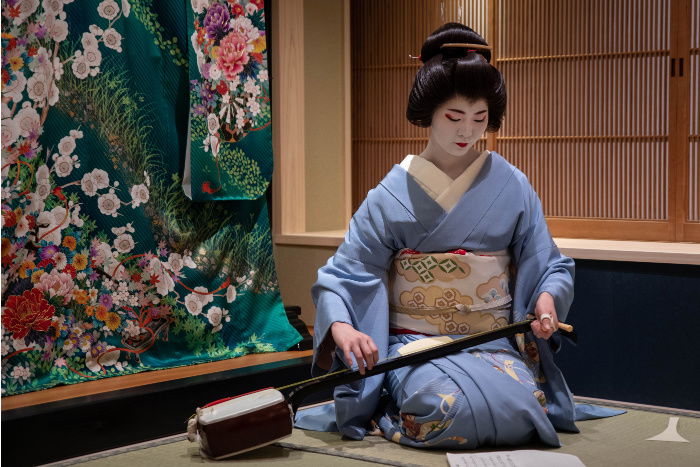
[97,191,121,217]
[207,306,230,333]
[129,183,149,207]
[113,233,135,253]
[14,103,40,137]
[102,28,123,52]
[71,53,90,79]
[83,47,102,69]
[53,154,77,177]
[91,169,110,189]
[226,285,237,303]
[184,293,203,316]
[97,0,120,20]
[81,173,98,196]
[26,73,49,103]
[81,32,99,51]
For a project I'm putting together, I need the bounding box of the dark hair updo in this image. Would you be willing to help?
[406,23,506,132]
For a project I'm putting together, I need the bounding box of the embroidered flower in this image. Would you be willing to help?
[42,0,65,16]
[73,288,90,304]
[102,28,123,52]
[71,53,90,79]
[14,103,41,137]
[217,31,249,81]
[184,293,203,316]
[244,77,260,96]
[165,252,184,273]
[3,72,26,102]
[194,285,214,305]
[35,182,51,201]
[97,0,120,20]
[1,118,20,148]
[81,32,99,51]
[47,17,69,42]
[52,57,63,81]
[204,2,230,40]
[13,0,40,25]
[36,271,74,302]
[80,173,98,196]
[10,365,32,383]
[121,0,131,17]
[105,312,121,331]
[129,183,149,207]
[226,284,237,303]
[83,47,102,69]
[2,288,56,339]
[97,192,121,217]
[191,0,210,14]
[27,73,49,103]
[15,214,30,238]
[36,164,50,184]
[206,113,220,134]
[113,233,135,253]
[53,154,75,177]
[207,305,229,332]
[99,294,113,311]
[54,252,68,270]
[72,253,88,270]
[91,169,110,189]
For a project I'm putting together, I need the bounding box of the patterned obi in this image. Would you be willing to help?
[388,249,512,336]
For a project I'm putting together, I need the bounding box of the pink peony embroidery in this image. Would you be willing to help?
[217,31,249,81]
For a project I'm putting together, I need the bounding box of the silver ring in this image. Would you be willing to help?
[539,313,552,322]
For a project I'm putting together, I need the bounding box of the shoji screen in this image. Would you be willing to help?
[351,0,489,209]
[497,0,673,240]
[351,0,697,241]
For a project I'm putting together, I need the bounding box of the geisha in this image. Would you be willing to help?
[297,23,607,449]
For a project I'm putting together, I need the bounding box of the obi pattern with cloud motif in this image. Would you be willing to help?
[389,248,512,336]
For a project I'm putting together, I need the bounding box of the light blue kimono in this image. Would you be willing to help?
[296,152,618,448]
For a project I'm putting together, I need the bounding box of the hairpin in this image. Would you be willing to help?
[440,42,492,51]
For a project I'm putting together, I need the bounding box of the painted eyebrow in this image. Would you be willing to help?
[446,109,488,115]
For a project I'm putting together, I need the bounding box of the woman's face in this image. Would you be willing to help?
[429,96,489,158]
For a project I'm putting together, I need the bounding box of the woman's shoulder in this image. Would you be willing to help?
[488,151,534,191]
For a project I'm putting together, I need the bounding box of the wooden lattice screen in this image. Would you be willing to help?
[351,0,699,241]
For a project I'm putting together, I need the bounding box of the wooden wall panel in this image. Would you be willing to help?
[497,0,671,229]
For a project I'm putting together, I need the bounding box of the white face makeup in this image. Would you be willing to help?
[429,96,489,159]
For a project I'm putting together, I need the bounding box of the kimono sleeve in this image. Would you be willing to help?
[509,176,578,432]
[510,178,575,324]
[310,187,401,439]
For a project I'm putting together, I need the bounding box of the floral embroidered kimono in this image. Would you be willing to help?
[296,151,612,448]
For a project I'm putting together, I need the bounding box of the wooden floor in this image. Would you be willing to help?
[1,348,313,411]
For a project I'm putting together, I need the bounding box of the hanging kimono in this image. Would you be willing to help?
[296,151,617,448]
[0,0,301,396]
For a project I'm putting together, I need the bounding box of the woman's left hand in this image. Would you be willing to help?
[531,292,559,339]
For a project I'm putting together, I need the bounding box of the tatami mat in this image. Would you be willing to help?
[45,406,700,467]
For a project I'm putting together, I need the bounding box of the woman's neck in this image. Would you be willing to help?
[419,141,481,180]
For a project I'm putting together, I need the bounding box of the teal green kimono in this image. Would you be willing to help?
[1,0,300,396]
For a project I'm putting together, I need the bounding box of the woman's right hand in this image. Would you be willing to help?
[331,321,379,375]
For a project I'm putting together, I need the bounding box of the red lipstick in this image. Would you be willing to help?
[456,143,468,148]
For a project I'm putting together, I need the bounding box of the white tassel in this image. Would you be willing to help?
[187,415,200,443]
